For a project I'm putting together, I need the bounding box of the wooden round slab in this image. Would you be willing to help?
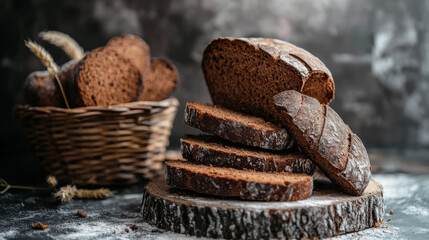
[141,179,384,239]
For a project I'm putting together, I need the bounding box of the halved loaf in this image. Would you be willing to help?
[202,37,335,124]
[106,34,151,79]
[184,102,293,150]
[181,135,315,175]
[138,59,178,101]
[165,160,313,201]
[23,59,79,107]
[69,47,143,107]
[274,90,371,195]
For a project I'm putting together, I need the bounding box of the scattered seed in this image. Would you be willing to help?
[375,222,382,228]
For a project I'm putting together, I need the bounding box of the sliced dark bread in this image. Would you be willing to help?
[184,102,294,150]
[69,47,143,107]
[273,90,371,195]
[202,37,335,124]
[165,160,313,201]
[106,34,151,78]
[181,135,315,175]
[23,59,79,107]
[138,59,178,101]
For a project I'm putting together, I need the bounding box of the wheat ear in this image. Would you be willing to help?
[24,40,70,109]
[39,31,84,59]
[54,185,112,202]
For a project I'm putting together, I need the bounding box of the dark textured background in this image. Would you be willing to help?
[1,0,429,184]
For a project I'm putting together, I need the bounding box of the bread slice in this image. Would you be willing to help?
[184,102,293,150]
[202,37,335,124]
[165,160,313,201]
[181,135,315,175]
[69,47,143,107]
[23,59,79,107]
[273,90,371,195]
[106,34,151,79]
[138,59,178,101]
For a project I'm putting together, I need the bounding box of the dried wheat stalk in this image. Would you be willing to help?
[39,31,84,59]
[54,185,112,202]
[24,40,70,109]
[75,188,112,199]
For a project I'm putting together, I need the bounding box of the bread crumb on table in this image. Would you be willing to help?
[77,210,87,218]
[375,222,382,228]
[31,222,49,230]
[124,228,129,233]
[387,217,392,222]
[390,210,394,215]
[130,224,138,231]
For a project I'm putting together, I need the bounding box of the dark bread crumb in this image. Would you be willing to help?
[390,210,394,215]
[124,228,129,233]
[69,47,143,107]
[31,222,49,230]
[76,210,87,218]
[138,59,178,101]
[130,224,138,231]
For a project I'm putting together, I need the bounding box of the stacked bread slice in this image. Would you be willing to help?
[166,37,371,201]
[166,102,315,201]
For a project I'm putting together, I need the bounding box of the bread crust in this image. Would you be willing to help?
[165,160,313,201]
[181,135,315,175]
[23,59,79,107]
[274,90,371,195]
[184,102,294,150]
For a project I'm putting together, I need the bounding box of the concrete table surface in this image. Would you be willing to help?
[0,173,428,240]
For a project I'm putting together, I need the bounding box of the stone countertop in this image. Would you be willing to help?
[0,173,428,240]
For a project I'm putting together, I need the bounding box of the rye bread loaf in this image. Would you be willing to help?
[184,102,294,150]
[69,47,143,107]
[23,59,79,107]
[202,37,335,124]
[165,160,313,201]
[181,135,315,175]
[106,34,151,79]
[273,90,371,195]
[138,59,178,101]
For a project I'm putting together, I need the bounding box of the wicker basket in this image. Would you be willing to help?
[15,97,179,186]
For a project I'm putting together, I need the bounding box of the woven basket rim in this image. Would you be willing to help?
[15,97,179,114]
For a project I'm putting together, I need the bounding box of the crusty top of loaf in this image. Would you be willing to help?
[236,37,333,79]
[202,37,335,124]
